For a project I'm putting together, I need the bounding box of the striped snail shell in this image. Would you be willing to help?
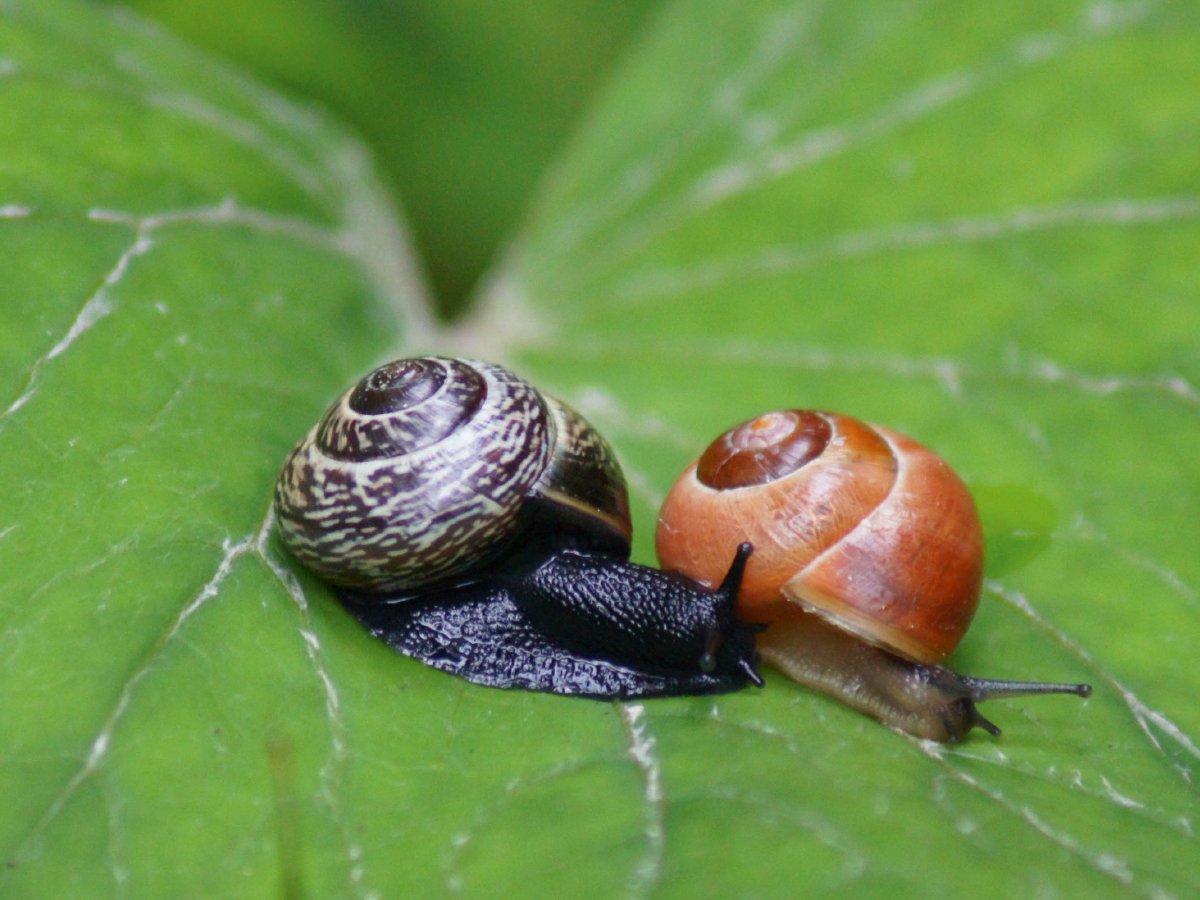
[656,410,1090,741]
[274,357,763,699]
[275,356,630,595]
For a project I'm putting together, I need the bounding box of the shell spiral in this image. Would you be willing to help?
[274,357,630,594]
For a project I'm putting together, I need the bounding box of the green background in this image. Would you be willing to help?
[105,0,661,317]
[1,1,1197,898]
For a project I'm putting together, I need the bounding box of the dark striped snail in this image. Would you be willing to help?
[274,356,763,698]
[656,410,1091,741]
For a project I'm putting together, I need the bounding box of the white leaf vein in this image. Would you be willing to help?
[10,509,370,893]
[988,580,1200,783]
[11,515,270,864]
[919,738,1177,899]
[554,2,1154,275]
[617,703,666,900]
[257,521,372,900]
[550,333,1197,410]
[2,196,439,428]
[606,197,1200,306]
[1,230,152,423]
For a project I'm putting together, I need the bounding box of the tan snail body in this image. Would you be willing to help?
[657,410,1090,741]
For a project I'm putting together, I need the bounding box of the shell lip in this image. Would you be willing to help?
[780,582,947,664]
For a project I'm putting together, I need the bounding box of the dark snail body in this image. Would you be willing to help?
[275,357,763,698]
[339,543,758,698]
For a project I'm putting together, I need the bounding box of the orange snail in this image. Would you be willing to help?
[656,410,1091,741]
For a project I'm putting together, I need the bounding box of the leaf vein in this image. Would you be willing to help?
[257,520,372,899]
[8,514,270,867]
[617,703,666,900]
[553,334,1198,409]
[606,197,1200,306]
[1,229,152,424]
[919,738,1175,898]
[988,580,1200,784]
[574,5,1154,273]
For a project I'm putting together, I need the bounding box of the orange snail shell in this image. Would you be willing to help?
[654,410,984,666]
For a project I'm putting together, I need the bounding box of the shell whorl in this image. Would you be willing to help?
[314,356,485,461]
[275,357,632,596]
[275,358,555,593]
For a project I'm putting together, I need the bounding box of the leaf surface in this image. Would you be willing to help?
[2,1,1198,899]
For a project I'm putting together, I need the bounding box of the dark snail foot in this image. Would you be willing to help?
[337,584,757,699]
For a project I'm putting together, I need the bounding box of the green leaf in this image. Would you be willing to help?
[3,0,1199,899]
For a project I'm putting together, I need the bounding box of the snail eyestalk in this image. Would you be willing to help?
[940,673,1093,742]
[960,676,1093,702]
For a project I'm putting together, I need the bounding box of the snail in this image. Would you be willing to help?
[655,409,1092,741]
[274,356,764,699]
